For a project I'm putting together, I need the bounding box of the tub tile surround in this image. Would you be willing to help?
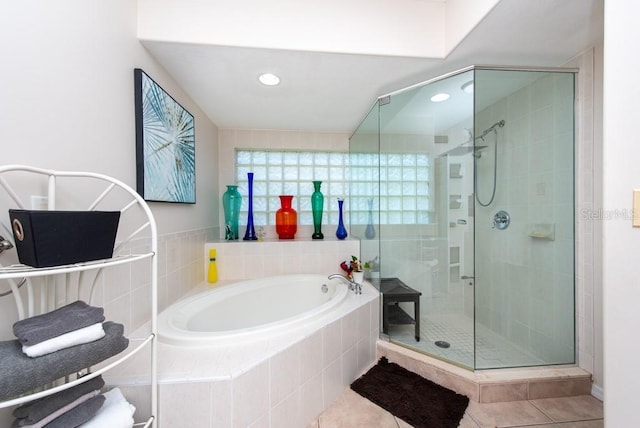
[99,227,212,336]
[150,292,379,427]
[205,238,360,281]
[377,341,593,403]
[107,238,380,427]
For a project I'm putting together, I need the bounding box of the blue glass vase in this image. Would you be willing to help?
[243,172,258,240]
[336,198,348,240]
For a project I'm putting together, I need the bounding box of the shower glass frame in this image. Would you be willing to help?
[349,65,577,370]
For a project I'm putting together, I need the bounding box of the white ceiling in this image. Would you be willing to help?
[141,0,603,134]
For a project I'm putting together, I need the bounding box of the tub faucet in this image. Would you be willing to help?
[0,235,13,255]
[328,273,362,294]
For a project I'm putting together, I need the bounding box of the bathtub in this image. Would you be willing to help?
[158,274,350,346]
[116,273,379,427]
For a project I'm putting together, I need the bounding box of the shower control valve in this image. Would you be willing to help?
[492,210,510,230]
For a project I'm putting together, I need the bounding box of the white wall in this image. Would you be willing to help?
[602,1,640,424]
[0,0,219,237]
[0,2,218,422]
[137,0,445,58]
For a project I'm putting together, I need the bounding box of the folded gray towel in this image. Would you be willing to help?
[13,301,105,346]
[12,375,105,423]
[42,394,105,428]
[0,322,128,401]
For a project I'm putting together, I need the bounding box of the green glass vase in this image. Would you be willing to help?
[222,185,241,240]
[311,180,324,239]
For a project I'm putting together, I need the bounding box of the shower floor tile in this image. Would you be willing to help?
[387,313,545,369]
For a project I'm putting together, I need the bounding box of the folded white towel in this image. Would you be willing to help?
[79,387,135,428]
[19,390,100,428]
[22,323,105,358]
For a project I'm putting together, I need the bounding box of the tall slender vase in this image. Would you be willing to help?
[311,180,324,239]
[365,198,376,240]
[336,198,348,240]
[243,172,258,240]
[275,195,297,239]
[222,185,242,240]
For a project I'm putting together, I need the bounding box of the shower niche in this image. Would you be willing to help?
[350,66,576,370]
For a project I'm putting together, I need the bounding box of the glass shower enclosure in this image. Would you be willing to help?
[350,66,575,370]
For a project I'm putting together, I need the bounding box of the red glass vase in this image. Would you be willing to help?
[276,195,297,239]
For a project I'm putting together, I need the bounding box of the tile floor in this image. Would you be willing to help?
[307,387,603,428]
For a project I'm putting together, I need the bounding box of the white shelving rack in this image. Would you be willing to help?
[0,165,157,427]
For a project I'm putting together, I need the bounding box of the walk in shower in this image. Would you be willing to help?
[349,66,575,370]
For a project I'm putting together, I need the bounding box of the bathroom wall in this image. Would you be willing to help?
[565,45,603,398]
[138,0,499,60]
[0,5,218,424]
[0,0,219,327]
[602,2,640,422]
[0,2,218,423]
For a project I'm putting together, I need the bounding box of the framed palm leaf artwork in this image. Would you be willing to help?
[134,68,196,203]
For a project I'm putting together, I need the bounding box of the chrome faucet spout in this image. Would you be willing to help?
[0,235,13,255]
[327,273,361,294]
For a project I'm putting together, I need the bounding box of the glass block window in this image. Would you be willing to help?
[349,152,431,225]
[235,149,431,226]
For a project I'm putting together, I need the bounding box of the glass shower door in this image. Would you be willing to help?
[473,68,575,369]
[376,70,477,368]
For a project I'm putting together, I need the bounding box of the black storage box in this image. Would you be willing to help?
[9,209,121,268]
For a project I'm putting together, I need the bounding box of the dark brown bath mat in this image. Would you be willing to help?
[350,357,469,428]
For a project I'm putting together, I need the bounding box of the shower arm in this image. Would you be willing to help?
[476,120,506,141]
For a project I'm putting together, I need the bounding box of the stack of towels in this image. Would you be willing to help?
[11,376,105,428]
[10,375,136,428]
[0,300,132,426]
[13,300,106,358]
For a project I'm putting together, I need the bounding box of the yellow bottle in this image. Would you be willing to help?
[208,248,218,284]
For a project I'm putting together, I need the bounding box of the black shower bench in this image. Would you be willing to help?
[378,278,421,341]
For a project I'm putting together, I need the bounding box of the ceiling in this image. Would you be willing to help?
[141,0,603,134]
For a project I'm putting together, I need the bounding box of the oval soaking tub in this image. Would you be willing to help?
[158,274,350,346]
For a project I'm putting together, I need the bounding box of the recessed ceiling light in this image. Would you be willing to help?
[461,80,474,94]
[258,73,280,86]
[430,93,450,103]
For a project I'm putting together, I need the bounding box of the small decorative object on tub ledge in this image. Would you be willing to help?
[340,255,363,283]
[275,195,297,239]
[208,248,218,284]
[335,198,348,240]
[311,180,324,239]
[243,172,258,241]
